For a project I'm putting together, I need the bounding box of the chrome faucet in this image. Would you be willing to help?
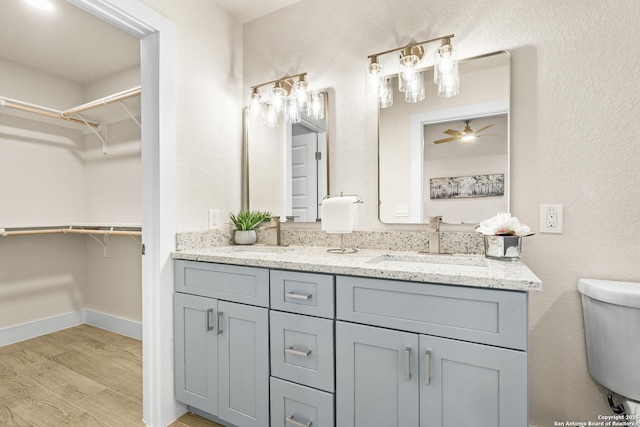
[428,216,442,254]
[263,216,282,246]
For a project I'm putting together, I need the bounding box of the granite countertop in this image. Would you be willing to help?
[172,245,542,291]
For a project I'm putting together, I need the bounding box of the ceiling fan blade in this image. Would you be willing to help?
[473,124,495,134]
[434,136,460,144]
[476,133,501,138]
[443,129,463,136]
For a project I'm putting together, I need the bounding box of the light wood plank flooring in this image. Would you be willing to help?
[0,324,222,427]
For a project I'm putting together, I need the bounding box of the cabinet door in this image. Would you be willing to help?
[218,301,269,427]
[174,293,218,415]
[419,334,528,427]
[336,321,419,427]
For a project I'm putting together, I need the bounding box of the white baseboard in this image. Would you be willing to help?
[0,310,85,347]
[84,309,142,340]
[0,309,142,347]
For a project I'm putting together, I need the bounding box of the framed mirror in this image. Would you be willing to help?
[245,91,328,222]
[378,51,510,224]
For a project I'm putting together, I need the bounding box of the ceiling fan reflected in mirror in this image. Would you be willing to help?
[434,120,500,145]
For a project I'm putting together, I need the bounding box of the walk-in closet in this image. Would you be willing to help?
[0,1,142,351]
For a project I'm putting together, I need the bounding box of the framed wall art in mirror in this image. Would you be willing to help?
[378,51,510,224]
[244,91,328,222]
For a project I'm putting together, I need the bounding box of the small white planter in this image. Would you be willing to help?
[234,230,257,245]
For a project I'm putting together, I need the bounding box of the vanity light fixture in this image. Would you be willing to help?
[248,72,315,125]
[367,34,460,108]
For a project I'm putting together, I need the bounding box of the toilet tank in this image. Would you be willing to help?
[578,278,640,401]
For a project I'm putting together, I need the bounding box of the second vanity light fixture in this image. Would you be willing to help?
[367,34,460,108]
[247,72,324,128]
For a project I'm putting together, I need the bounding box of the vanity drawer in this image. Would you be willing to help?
[270,311,334,392]
[175,260,269,307]
[336,275,528,350]
[270,270,335,319]
[270,377,334,427]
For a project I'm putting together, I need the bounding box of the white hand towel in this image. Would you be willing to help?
[321,196,358,234]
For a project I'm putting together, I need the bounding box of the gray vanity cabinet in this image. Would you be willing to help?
[174,260,269,427]
[336,275,529,427]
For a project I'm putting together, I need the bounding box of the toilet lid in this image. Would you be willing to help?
[578,278,640,308]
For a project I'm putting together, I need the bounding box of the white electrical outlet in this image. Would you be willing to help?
[539,205,563,233]
[208,209,220,230]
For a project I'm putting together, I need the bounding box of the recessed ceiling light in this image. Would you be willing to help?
[24,0,55,12]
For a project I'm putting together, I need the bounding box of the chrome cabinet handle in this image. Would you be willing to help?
[285,346,311,357]
[285,292,312,300]
[405,347,412,381]
[205,308,214,331]
[286,415,312,427]
[216,311,223,335]
[424,350,431,385]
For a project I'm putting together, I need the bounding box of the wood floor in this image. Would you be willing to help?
[0,324,223,427]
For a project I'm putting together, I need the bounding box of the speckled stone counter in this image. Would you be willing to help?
[172,245,542,291]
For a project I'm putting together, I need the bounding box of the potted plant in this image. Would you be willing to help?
[229,210,272,245]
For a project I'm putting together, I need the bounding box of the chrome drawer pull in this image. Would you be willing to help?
[205,309,214,331]
[286,415,312,427]
[216,311,223,335]
[405,347,412,381]
[285,346,311,357]
[424,350,431,385]
[285,292,312,300]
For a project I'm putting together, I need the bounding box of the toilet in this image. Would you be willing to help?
[579,278,640,425]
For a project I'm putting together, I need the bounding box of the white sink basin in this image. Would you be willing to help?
[367,253,488,269]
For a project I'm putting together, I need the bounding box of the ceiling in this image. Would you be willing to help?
[0,0,140,85]
[214,0,303,24]
[0,0,300,86]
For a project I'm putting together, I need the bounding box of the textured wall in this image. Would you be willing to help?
[141,0,244,232]
[244,0,640,425]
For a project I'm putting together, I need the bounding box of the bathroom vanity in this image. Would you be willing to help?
[172,246,541,427]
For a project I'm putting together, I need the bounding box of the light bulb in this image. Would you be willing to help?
[271,85,287,114]
[294,79,309,109]
[309,92,325,120]
[366,60,383,93]
[248,90,262,121]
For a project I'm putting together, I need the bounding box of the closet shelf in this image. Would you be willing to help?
[0,86,141,154]
[0,224,142,238]
[0,86,140,128]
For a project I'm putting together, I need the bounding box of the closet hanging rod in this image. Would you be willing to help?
[0,228,142,237]
[60,86,141,118]
[0,97,100,128]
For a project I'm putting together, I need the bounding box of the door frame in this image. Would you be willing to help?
[66,1,179,425]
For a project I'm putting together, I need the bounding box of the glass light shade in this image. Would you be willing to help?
[308,92,325,120]
[284,97,301,124]
[294,80,309,109]
[270,85,287,113]
[404,71,425,103]
[248,91,262,121]
[398,56,420,93]
[437,64,460,97]
[378,77,393,108]
[264,103,280,128]
[434,42,457,84]
[365,61,383,93]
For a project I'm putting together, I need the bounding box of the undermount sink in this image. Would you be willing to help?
[367,253,488,268]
